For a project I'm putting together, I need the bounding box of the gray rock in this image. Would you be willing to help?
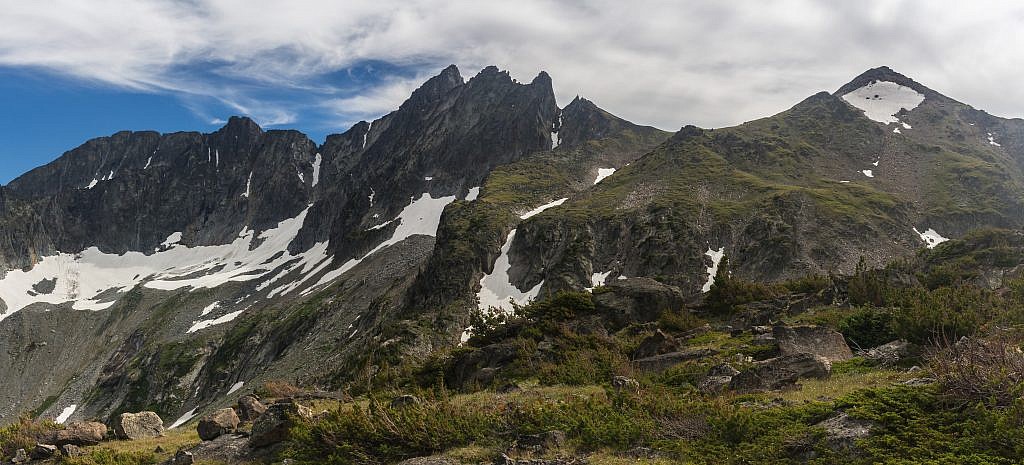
[862,340,911,366]
[699,363,741,394]
[773,325,853,362]
[632,329,680,359]
[173,450,194,465]
[115,411,164,440]
[30,444,58,459]
[60,444,84,458]
[250,401,313,448]
[902,377,936,386]
[592,278,685,327]
[11,448,28,464]
[390,395,422,409]
[237,396,267,422]
[197,408,239,441]
[730,353,831,392]
[611,376,640,394]
[632,348,717,373]
[53,421,107,446]
[815,412,874,451]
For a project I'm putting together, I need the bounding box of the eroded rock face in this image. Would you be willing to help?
[115,411,164,440]
[52,421,107,446]
[197,408,239,441]
[773,325,853,362]
[249,400,313,448]
[729,353,831,392]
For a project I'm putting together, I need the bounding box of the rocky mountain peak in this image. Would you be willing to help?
[401,64,465,110]
[215,116,263,139]
[834,66,939,100]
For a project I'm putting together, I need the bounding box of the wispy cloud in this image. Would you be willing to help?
[1,1,1023,130]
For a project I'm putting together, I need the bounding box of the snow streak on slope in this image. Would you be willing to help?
[842,81,925,124]
[701,247,725,293]
[594,168,616,184]
[520,198,568,219]
[0,208,313,321]
[477,229,543,313]
[311,153,322,187]
[55,405,77,424]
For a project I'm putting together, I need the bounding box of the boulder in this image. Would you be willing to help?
[698,363,740,394]
[814,412,875,451]
[53,421,107,446]
[237,396,267,422]
[632,348,717,373]
[249,400,313,448]
[773,325,853,361]
[197,408,240,441]
[115,411,164,440]
[11,448,29,464]
[730,353,831,393]
[173,450,194,465]
[611,376,640,394]
[632,329,680,359]
[60,444,85,457]
[390,395,422,409]
[862,340,911,366]
[592,278,685,327]
[31,444,58,459]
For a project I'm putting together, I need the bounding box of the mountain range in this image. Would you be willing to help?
[2,63,1023,429]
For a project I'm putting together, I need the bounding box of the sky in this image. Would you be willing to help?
[1,0,1023,184]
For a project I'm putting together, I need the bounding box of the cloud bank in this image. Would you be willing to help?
[2,0,1022,131]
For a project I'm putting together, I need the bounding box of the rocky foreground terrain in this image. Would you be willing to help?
[5,65,1024,463]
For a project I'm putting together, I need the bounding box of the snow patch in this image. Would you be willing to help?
[144,157,152,169]
[893,127,901,134]
[913,227,950,249]
[477,229,543,314]
[226,381,244,395]
[842,81,925,124]
[187,309,245,333]
[86,178,98,189]
[861,169,874,178]
[988,133,1001,147]
[311,153,322,187]
[594,168,616,184]
[200,301,220,316]
[465,186,480,201]
[168,408,198,429]
[701,247,725,293]
[242,171,253,198]
[362,121,372,148]
[55,405,77,424]
[585,270,613,291]
[161,232,182,248]
[520,198,568,219]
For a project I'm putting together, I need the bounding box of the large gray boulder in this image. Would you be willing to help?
[197,408,240,441]
[52,421,107,446]
[249,400,313,448]
[815,412,875,451]
[237,396,267,422]
[773,325,853,361]
[115,411,164,440]
[862,340,911,366]
[730,353,831,392]
[592,278,685,327]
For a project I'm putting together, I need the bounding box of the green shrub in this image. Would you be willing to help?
[837,307,897,350]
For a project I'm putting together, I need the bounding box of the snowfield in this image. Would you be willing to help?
[914,227,950,249]
[842,81,925,124]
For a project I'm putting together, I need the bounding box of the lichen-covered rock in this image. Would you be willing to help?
[31,444,58,459]
[236,396,267,422]
[197,408,239,441]
[611,376,640,394]
[115,411,164,440]
[53,421,107,446]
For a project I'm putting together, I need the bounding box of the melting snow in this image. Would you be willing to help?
[187,309,245,333]
[226,381,244,395]
[861,170,874,178]
[362,121,372,149]
[842,81,925,124]
[594,168,616,184]
[585,270,613,292]
[913,227,950,248]
[424,176,433,181]
[520,198,568,219]
[242,171,253,198]
[168,408,197,429]
[550,113,562,149]
[144,157,153,169]
[297,170,304,183]
[465,186,481,201]
[86,178,98,189]
[200,301,220,316]
[55,405,77,424]
[311,153,322,187]
[988,133,1001,147]
[893,127,901,134]
[901,122,912,129]
[368,187,375,206]
[701,247,725,293]
[459,326,473,346]
[477,229,543,314]
[161,232,182,247]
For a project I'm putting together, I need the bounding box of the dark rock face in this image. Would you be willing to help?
[115,411,164,440]
[773,325,853,362]
[729,353,831,393]
[197,408,239,441]
[592,278,686,327]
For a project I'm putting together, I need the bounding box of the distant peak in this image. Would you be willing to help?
[216,116,263,137]
[438,64,462,81]
[531,70,552,86]
[402,65,465,110]
[835,66,937,99]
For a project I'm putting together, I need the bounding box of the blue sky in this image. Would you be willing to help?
[1,1,1022,184]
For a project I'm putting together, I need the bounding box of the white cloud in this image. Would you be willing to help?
[1,1,1023,130]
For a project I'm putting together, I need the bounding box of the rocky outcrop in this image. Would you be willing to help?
[592,278,685,327]
[114,412,164,440]
[237,396,267,423]
[612,376,640,394]
[862,340,912,366]
[815,412,875,451]
[632,348,717,373]
[773,325,853,361]
[730,353,831,392]
[52,421,107,446]
[249,400,313,448]
[197,408,239,441]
